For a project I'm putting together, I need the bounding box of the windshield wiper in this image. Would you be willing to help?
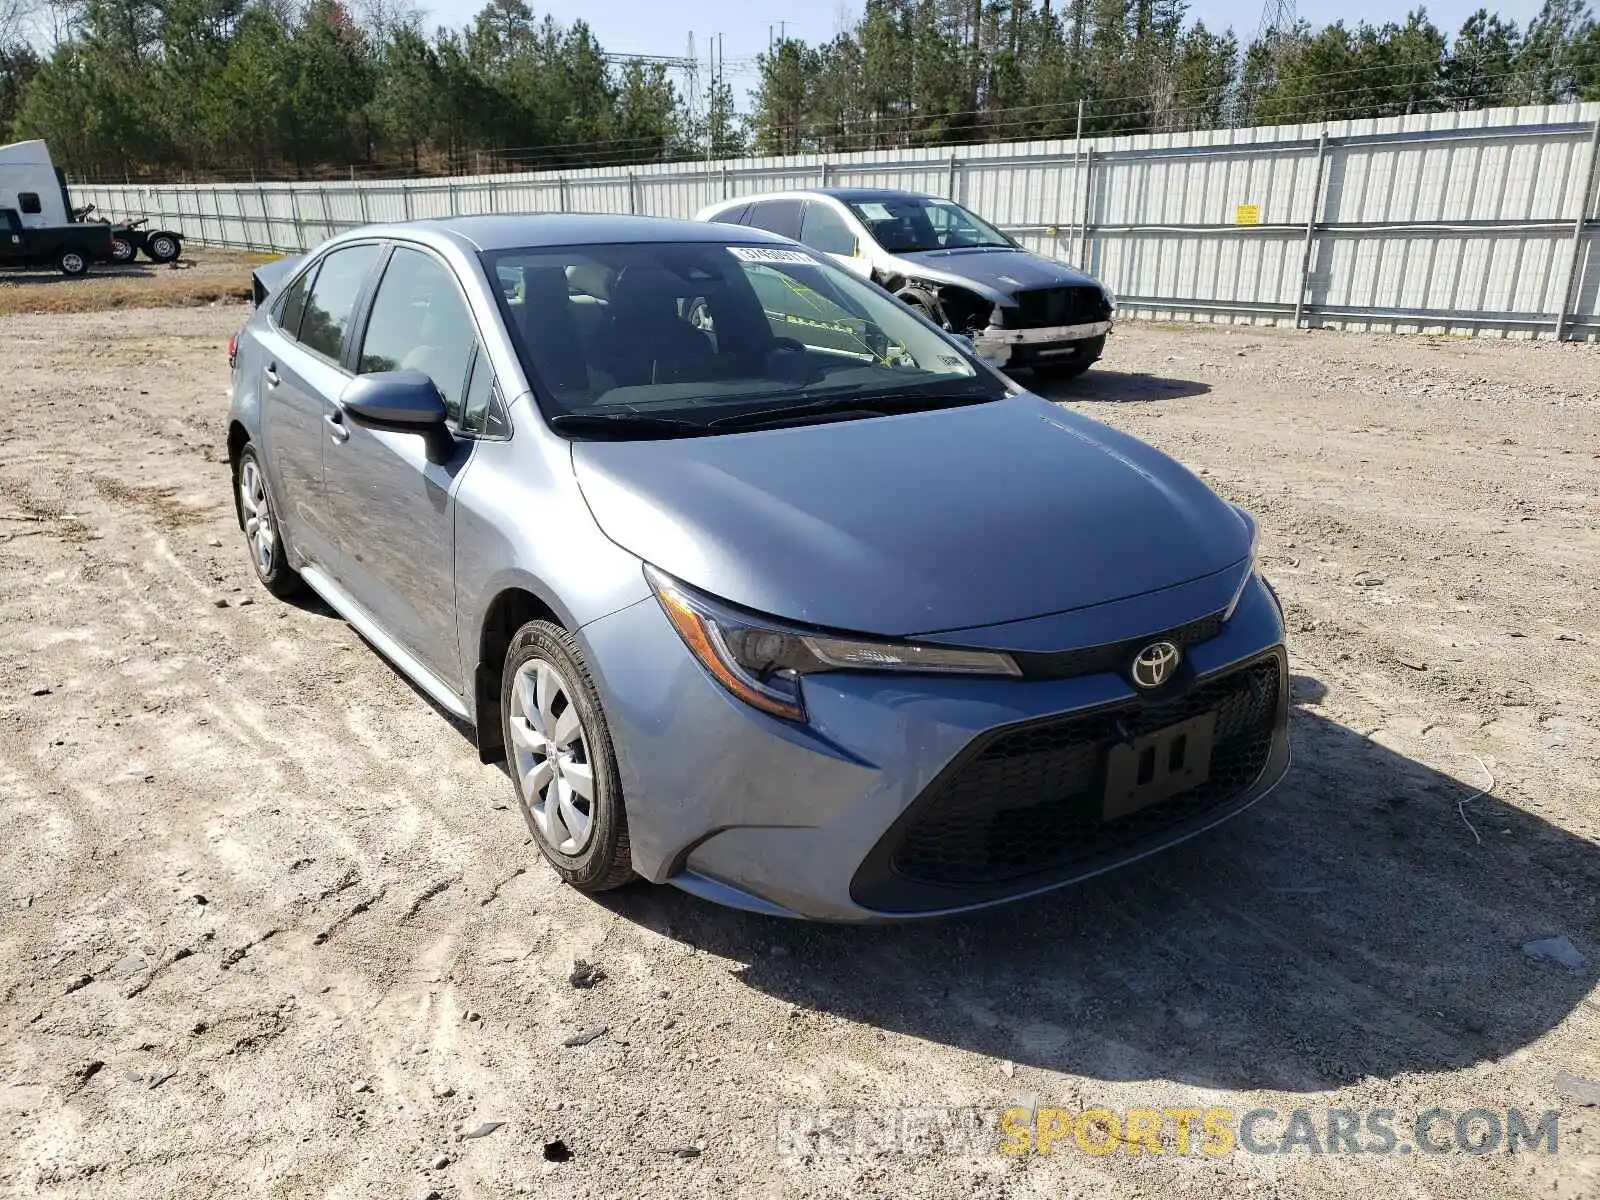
[548,412,710,439]
[708,390,995,432]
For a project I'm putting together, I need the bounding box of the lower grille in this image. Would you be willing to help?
[869,653,1282,898]
[1012,285,1112,329]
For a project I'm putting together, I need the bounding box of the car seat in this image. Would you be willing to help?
[514,266,611,399]
[598,265,721,387]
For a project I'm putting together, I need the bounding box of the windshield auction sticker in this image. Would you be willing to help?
[728,247,818,265]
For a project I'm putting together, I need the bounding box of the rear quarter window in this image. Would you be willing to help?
[744,200,804,240]
[275,268,315,340]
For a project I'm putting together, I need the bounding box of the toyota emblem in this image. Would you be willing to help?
[1131,641,1181,689]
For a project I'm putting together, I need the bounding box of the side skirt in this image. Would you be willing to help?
[299,564,471,722]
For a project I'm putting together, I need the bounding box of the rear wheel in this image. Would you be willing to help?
[236,445,303,599]
[57,249,88,277]
[110,236,136,264]
[145,232,181,263]
[501,621,633,893]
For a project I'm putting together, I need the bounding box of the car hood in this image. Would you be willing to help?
[571,395,1251,639]
[889,247,1101,304]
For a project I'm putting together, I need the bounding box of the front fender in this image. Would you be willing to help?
[452,421,652,724]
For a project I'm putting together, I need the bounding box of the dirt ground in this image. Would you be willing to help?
[0,252,261,317]
[0,303,1596,1200]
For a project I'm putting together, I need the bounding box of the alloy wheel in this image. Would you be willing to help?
[238,457,276,577]
[508,657,595,856]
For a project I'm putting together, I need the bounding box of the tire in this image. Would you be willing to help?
[501,621,633,893]
[110,236,136,264]
[896,288,939,322]
[236,444,303,599]
[145,232,181,263]
[57,249,88,277]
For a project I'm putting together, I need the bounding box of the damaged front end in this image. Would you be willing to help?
[879,269,1113,372]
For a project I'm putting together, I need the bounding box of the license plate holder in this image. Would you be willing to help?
[1103,711,1217,821]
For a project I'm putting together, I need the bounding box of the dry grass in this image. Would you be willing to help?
[0,253,256,317]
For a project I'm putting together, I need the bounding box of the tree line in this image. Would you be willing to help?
[750,0,1600,153]
[0,0,742,179]
[0,0,1596,181]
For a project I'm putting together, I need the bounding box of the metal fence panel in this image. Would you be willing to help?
[72,100,1600,339]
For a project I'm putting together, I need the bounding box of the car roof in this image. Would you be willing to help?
[343,213,798,252]
[710,187,936,207]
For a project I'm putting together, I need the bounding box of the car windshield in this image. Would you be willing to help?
[482,240,1004,434]
[844,197,1014,254]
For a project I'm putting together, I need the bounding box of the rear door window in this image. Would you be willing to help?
[743,200,803,240]
[298,243,381,362]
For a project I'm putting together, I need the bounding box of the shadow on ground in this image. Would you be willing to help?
[601,690,1599,1092]
[1029,366,1211,404]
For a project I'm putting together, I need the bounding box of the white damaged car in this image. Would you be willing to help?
[695,187,1115,378]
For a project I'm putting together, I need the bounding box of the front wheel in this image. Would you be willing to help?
[110,236,136,264]
[144,232,181,263]
[58,249,88,277]
[501,621,634,893]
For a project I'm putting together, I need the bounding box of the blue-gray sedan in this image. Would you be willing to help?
[226,214,1289,921]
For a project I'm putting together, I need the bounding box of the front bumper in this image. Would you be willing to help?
[579,574,1289,922]
[973,320,1113,368]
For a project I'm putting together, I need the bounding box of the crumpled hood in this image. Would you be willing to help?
[890,248,1102,304]
[572,395,1251,638]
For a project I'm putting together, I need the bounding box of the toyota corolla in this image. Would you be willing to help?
[226,214,1289,922]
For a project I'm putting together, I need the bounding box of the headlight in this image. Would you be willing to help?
[1224,504,1261,619]
[1100,283,1117,309]
[647,566,1020,722]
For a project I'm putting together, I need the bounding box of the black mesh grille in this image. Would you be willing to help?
[1012,286,1112,329]
[885,654,1281,888]
[1012,611,1225,681]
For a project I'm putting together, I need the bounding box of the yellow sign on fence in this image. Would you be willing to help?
[1235,203,1262,225]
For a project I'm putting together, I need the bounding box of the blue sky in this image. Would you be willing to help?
[425,0,1553,85]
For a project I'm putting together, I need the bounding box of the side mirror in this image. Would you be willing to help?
[341,370,455,461]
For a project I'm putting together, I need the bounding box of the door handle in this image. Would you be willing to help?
[264,364,280,387]
[324,411,349,443]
